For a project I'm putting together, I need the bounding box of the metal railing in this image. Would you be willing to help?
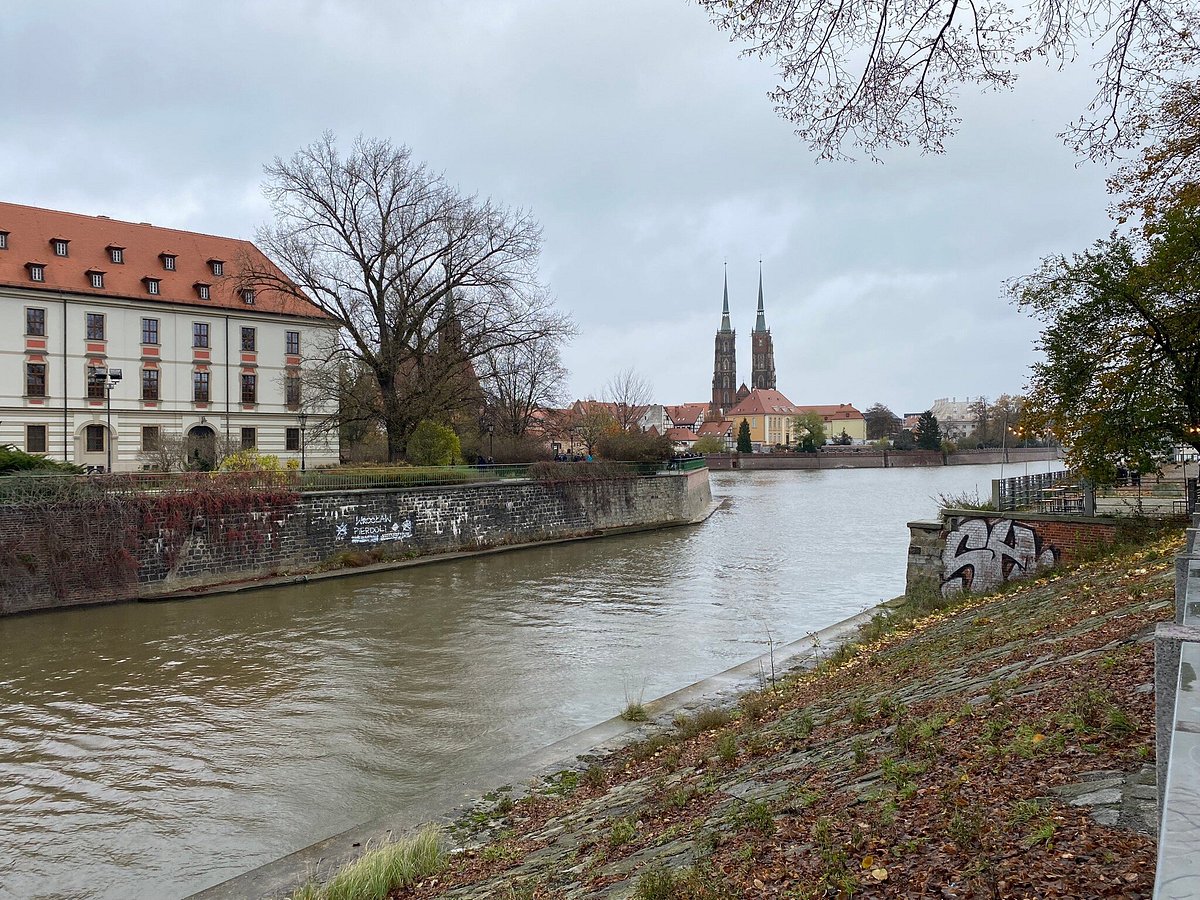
[994,470,1074,511]
[0,459,704,503]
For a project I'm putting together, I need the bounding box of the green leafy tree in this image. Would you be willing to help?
[791,412,827,452]
[1010,198,1200,482]
[736,418,753,453]
[915,411,942,450]
[692,435,726,455]
[406,421,462,466]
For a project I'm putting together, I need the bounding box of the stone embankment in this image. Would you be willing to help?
[0,467,713,615]
[706,446,1060,471]
[283,528,1173,899]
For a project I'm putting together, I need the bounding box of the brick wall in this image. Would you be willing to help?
[0,469,712,616]
[907,511,1120,598]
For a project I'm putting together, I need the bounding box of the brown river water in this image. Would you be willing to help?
[0,463,1051,899]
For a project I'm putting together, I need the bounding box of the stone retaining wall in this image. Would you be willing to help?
[705,447,1058,471]
[0,468,712,616]
[907,510,1120,597]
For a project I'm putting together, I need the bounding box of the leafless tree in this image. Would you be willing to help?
[572,400,618,455]
[698,0,1200,160]
[482,332,572,438]
[137,431,187,472]
[245,133,573,462]
[604,367,654,432]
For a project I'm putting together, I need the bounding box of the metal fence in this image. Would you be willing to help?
[0,459,703,503]
[994,470,1074,511]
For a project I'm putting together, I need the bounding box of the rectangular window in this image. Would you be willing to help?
[285,374,301,407]
[86,312,105,341]
[142,426,160,451]
[240,288,255,305]
[162,254,176,270]
[146,278,160,295]
[285,427,300,451]
[141,317,159,345]
[87,366,105,400]
[285,330,300,355]
[25,363,46,397]
[196,284,211,301]
[109,247,123,264]
[26,307,45,336]
[90,272,104,289]
[28,264,44,282]
[240,427,256,450]
[26,424,47,453]
[240,373,257,404]
[86,424,105,452]
[193,370,210,402]
[192,322,209,349]
[240,326,256,352]
[53,240,68,257]
[141,368,159,401]
[210,260,224,276]
[0,232,8,250]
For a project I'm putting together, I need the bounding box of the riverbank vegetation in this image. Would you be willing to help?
[291,826,445,900]
[354,526,1178,898]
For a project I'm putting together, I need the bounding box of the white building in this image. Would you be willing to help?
[928,396,984,440]
[0,201,339,471]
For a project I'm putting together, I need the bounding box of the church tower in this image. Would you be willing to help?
[750,265,776,390]
[710,267,737,417]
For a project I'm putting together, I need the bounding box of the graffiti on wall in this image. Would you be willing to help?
[941,518,1058,597]
[334,512,414,546]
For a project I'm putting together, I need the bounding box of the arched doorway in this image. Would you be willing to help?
[74,422,114,472]
[186,425,217,471]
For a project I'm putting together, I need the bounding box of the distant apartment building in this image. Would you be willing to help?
[928,397,984,440]
[0,201,339,471]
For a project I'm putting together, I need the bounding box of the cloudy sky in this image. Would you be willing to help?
[1,1,1116,413]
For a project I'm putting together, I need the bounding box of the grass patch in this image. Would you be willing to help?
[621,701,650,722]
[291,825,444,900]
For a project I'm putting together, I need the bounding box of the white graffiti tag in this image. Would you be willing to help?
[941,518,1057,597]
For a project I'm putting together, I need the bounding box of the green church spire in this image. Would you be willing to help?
[754,262,767,333]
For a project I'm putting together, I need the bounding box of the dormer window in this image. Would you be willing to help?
[240,288,255,305]
[51,239,69,257]
[194,282,211,301]
[87,270,105,289]
[0,231,8,250]
[144,277,161,296]
[161,253,176,271]
[108,246,124,264]
[26,262,45,283]
[208,259,224,277]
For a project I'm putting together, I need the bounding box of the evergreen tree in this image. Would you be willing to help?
[915,411,942,450]
[736,419,753,453]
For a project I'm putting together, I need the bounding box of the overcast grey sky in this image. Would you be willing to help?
[1,1,1115,413]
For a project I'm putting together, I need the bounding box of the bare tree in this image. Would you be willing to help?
[604,367,653,432]
[137,431,187,472]
[572,400,618,455]
[863,402,902,440]
[482,332,571,438]
[698,0,1200,160]
[245,133,573,462]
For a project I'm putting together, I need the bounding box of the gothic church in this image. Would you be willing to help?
[709,267,776,419]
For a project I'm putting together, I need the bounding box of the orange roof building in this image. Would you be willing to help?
[0,201,340,471]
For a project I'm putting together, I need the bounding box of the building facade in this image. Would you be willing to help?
[0,202,339,471]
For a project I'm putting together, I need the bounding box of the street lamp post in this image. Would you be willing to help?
[487,423,494,462]
[89,367,122,473]
[298,412,308,472]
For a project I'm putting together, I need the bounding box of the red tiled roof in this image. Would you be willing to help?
[697,421,730,436]
[794,403,865,421]
[725,389,801,418]
[665,403,708,426]
[0,201,327,320]
[665,427,698,442]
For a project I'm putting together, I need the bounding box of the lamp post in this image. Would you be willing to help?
[89,367,122,472]
[487,423,494,462]
[298,412,308,472]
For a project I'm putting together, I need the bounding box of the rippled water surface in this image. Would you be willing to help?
[0,463,1053,899]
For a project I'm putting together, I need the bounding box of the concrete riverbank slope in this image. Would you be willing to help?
[255,528,1174,899]
[707,445,1061,470]
[0,467,712,615]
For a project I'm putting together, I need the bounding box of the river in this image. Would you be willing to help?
[0,462,1055,899]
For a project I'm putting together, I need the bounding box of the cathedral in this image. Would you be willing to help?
[709,266,776,419]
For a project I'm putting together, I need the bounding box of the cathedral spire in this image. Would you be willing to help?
[754,261,767,333]
[720,263,732,333]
